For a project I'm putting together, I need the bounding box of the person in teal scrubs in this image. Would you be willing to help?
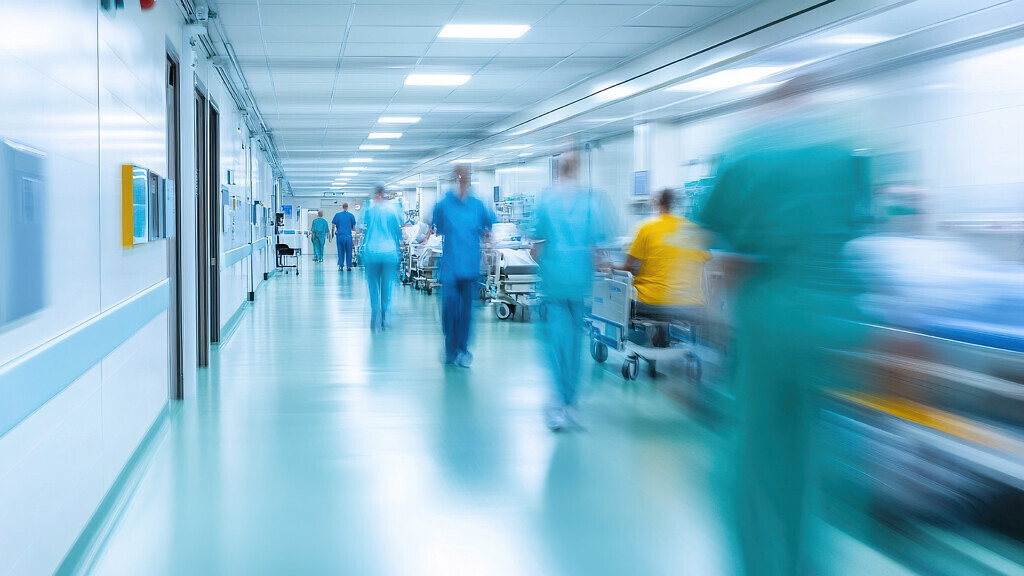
[697,100,869,575]
[309,211,329,263]
[362,186,403,331]
[531,147,616,431]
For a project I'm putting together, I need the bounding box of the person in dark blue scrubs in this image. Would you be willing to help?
[331,203,357,271]
[429,164,495,367]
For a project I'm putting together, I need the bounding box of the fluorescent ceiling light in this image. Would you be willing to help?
[668,66,790,92]
[501,144,531,150]
[378,116,421,124]
[368,132,403,139]
[594,83,640,102]
[360,144,390,150]
[451,158,482,164]
[438,24,530,39]
[405,74,471,86]
[822,33,893,45]
[518,152,533,157]
[345,166,369,171]
[349,157,373,163]
[341,172,358,177]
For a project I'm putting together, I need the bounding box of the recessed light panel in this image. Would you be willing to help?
[405,74,471,86]
[439,24,530,39]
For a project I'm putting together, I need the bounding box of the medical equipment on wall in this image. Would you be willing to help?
[0,139,45,326]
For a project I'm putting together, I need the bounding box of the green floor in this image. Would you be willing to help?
[77,262,736,576]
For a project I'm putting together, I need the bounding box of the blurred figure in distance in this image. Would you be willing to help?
[362,186,403,332]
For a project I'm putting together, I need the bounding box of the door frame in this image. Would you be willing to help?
[194,81,210,367]
[166,50,183,398]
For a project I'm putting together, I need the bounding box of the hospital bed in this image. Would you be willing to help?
[406,236,442,295]
[481,248,540,321]
[586,270,722,383]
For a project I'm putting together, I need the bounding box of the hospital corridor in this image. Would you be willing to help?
[2,1,1024,575]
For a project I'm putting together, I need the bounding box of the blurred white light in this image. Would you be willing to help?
[368,132,403,139]
[360,144,390,150]
[668,66,790,92]
[438,24,530,39]
[518,152,533,157]
[501,144,531,150]
[451,158,482,164]
[346,166,369,171]
[405,74,471,86]
[349,157,373,163]
[822,33,893,45]
[378,116,421,124]
[594,83,640,102]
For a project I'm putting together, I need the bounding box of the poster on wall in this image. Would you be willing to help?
[122,164,150,246]
[633,170,649,197]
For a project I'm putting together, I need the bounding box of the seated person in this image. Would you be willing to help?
[621,188,711,327]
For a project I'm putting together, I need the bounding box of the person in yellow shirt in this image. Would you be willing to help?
[622,189,711,323]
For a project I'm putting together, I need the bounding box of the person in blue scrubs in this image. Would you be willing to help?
[331,203,357,271]
[362,186,403,332]
[531,147,616,431]
[309,211,329,263]
[429,164,495,367]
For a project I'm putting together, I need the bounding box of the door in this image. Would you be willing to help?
[207,106,221,343]
[194,86,210,367]
[166,54,183,398]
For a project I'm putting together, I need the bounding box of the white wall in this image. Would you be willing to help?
[0,2,277,575]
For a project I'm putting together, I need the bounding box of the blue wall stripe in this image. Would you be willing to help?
[0,281,170,438]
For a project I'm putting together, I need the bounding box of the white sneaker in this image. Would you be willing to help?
[545,405,567,431]
[455,351,473,368]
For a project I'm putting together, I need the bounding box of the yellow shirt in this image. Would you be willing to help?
[628,214,710,306]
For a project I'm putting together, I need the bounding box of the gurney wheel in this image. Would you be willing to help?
[622,356,639,380]
[426,285,433,296]
[648,360,657,378]
[590,340,608,363]
[495,301,513,320]
[685,355,702,384]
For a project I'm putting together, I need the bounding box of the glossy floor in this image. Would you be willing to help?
[77,263,910,576]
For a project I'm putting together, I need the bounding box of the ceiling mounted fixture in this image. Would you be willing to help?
[368,132,403,139]
[668,66,791,92]
[501,144,531,150]
[405,74,471,86]
[518,152,533,157]
[438,24,530,39]
[378,116,421,124]
[360,144,390,151]
[349,158,373,163]
[451,158,482,164]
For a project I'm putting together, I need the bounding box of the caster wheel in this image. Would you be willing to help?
[685,354,703,383]
[648,360,657,378]
[590,340,608,363]
[426,286,433,296]
[621,356,639,380]
[496,301,513,320]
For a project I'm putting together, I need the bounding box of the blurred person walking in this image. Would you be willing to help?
[362,186,403,332]
[331,203,357,271]
[697,85,869,576]
[532,147,616,431]
[428,164,495,367]
[309,210,329,263]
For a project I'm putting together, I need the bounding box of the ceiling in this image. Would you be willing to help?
[207,0,755,196]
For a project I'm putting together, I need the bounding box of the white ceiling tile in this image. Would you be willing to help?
[262,26,347,43]
[538,4,649,27]
[571,42,648,58]
[346,26,441,43]
[447,4,556,24]
[520,26,614,44]
[214,5,262,26]
[222,25,264,44]
[343,43,428,57]
[627,5,725,27]
[598,26,690,44]
[256,4,351,26]
[263,43,344,58]
[497,43,579,58]
[425,41,510,58]
[351,4,457,26]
